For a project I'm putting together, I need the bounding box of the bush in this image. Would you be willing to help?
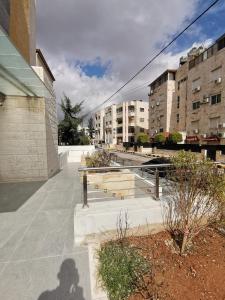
[154,133,166,144]
[137,133,149,144]
[164,151,225,254]
[79,135,90,145]
[85,150,111,167]
[98,242,150,300]
[168,132,183,144]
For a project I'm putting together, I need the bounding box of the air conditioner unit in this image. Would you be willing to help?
[202,97,209,103]
[192,86,201,93]
[156,102,160,106]
[220,132,225,138]
[215,77,222,84]
[193,129,199,134]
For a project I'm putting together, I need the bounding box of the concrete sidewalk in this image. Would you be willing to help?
[0,163,91,300]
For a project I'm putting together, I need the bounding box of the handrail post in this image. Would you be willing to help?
[83,171,88,208]
[155,168,159,200]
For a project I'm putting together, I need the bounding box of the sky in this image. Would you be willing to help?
[36,0,225,119]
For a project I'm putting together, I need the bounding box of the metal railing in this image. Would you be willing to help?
[78,162,172,208]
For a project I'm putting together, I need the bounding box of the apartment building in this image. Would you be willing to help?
[185,35,225,144]
[149,33,225,145]
[94,109,105,143]
[94,100,149,144]
[0,0,59,182]
[148,70,176,136]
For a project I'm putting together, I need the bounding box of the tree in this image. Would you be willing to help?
[137,133,149,144]
[88,117,95,139]
[58,95,83,145]
[164,151,225,254]
[168,132,183,144]
[154,133,166,144]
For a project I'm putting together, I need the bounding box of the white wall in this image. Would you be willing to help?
[58,145,95,162]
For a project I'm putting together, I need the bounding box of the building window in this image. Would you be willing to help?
[218,36,225,51]
[177,96,180,109]
[176,114,179,123]
[192,78,201,91]
[159,128,163,132]
[116,107,123,113]
[192,101,200,110]
[140,107,144,112]
[211,94,221,105]
[117,127,123,134]
[140,128,145,132]
[140,118,144,122]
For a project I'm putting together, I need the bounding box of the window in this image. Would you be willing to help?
[210,117,220,129]
[178,81,180,90]
[211,94,221,105]
[211,67,222,81]
[177,96,180,109]
[176,114,179,123]
[128,126,135,133]
[207,46,214,58]
[218,36,225,51]
[140,128,145,132]
[192,78,201,91]
[159,128,163,132]
[192,101,200,110]
[116,107,123,113]
[117,127,123,134]
[140,118,144,122]
[140,107,144,112]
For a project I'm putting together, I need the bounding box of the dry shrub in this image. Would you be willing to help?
[164,151,225,254]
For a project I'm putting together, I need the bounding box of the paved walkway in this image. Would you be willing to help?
[0,163,91,300]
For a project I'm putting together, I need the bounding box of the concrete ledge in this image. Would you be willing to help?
[74,197,163,245]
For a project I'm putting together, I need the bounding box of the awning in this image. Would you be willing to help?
[186,135,199,142]
[0,26,52,98]
[202,136,220,142]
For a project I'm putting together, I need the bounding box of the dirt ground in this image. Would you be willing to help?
[128,227,225,300]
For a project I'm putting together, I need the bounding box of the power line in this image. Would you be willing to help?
[83,0,220,118]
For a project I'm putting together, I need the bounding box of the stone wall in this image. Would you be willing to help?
[0,96,48,182]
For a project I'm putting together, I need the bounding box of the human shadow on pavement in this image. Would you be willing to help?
[38,258,85,300]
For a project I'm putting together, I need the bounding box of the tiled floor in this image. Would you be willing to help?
[0,163,91,300]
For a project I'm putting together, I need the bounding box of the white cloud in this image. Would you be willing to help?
[36,0,202,118]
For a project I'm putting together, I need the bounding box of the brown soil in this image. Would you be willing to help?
[128,227,225,300]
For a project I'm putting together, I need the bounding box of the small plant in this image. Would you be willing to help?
[137,133,149,144]
[164,151,225,254]
[98,242,150,300]
[79,134,90,145]
[85,150,111,168]
[154,133,166,144]
[168,132,183,144]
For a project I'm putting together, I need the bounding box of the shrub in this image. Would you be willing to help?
[137,133,149,144]
[154,133,166,144]
[164,150,225,254]
[79,135,90,145]
[168,132,183,144]
[85,150,111,167]
[98,242,150,300]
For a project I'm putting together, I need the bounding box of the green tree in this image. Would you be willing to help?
[154,133,166,144]
[137,133,149,144]
[58,95,83,145]
[168,132,183,144]
[88,117,95,139]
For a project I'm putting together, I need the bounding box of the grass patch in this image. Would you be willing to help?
[98,241,151,300]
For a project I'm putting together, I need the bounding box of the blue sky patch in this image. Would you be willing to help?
[75,57,111,78]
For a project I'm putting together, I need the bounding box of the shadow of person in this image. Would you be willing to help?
[38,258,85,300]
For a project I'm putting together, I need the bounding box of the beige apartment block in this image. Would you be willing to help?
[148,70,176,136]
[115,100,149,144]
[0,0,59,182]
[94,109,105,143]
[185,34,225,144]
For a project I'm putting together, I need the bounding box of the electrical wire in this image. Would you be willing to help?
[82,0,220,118]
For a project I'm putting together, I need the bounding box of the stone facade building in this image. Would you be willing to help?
[148,70,176,136]
[94,100,149,144]
[0,0,59,182]
[94,109,105,143]
[149,33,225,145]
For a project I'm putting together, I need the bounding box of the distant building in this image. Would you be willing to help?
[0,0,59,182]
[94,100,149,144]
[148,70,176,137]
